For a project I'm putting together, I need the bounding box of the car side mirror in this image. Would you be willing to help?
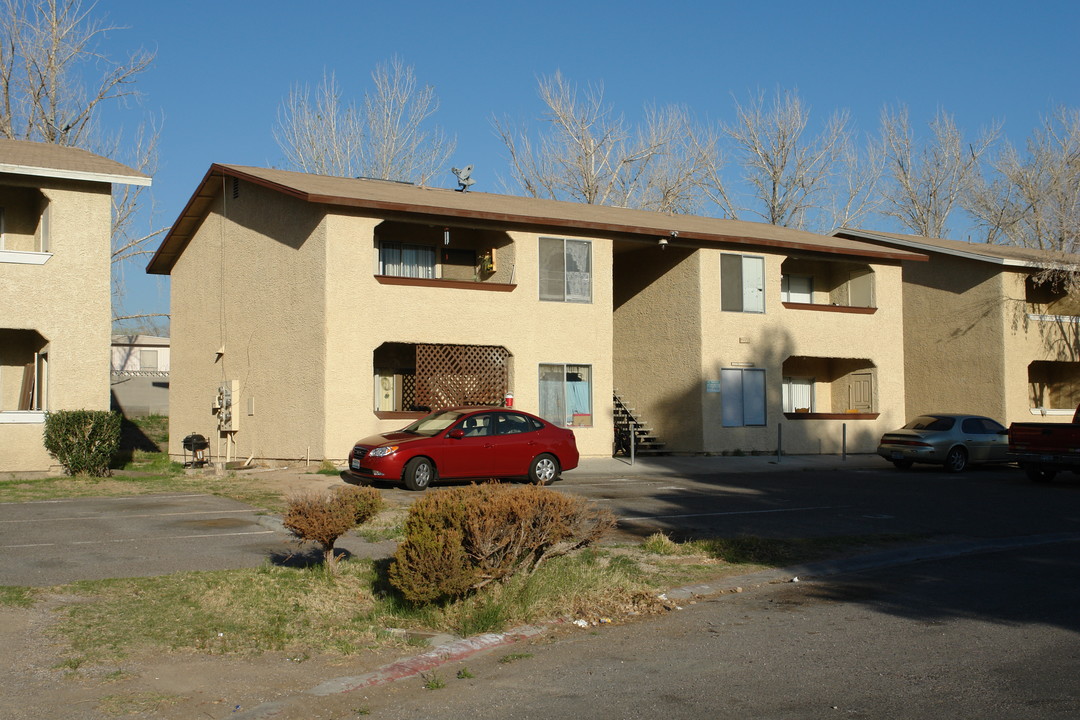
[448,429,465,440]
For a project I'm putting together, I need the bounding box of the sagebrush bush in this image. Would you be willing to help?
[283,485,384,566]
[389,483,616,604]
[42,410,122,477]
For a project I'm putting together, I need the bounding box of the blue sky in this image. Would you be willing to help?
[98,0,1080,327]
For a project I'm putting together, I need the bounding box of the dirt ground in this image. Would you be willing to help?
[0,466,433,720]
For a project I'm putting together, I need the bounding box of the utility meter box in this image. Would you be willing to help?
[216,380,239,432]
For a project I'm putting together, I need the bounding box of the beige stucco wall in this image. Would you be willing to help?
[898,254,1080,428]
[167,181,329,463]
[168,180,615,463]
[701,250,906,454]
[613,246,704,452]
[0,177,113,471]
[899,255,1007,421]
[614,245,907,455]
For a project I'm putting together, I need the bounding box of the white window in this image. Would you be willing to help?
[721,368,766,427]
[781,274,813,303]
[379,241,436,279]
[539,363,592,427]
[782,377,814,412]
[539,238,592,303]
[721,254,765,313]
[140,349,159,371]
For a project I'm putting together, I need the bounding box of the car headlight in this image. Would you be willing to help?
[368,445,399,458]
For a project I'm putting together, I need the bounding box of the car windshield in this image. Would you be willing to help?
[401,410,464,437]
[903,416,955,431]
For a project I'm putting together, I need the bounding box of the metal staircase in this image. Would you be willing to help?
[613,391,666,456]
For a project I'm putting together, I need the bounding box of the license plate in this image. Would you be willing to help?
[890,451,904,460]
[350,458,361,470]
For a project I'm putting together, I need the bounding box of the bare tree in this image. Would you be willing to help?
[273,71,363,178]
[0,0,163,328]
[723,88,877,232]
[275,58,454,185]
[967,106,1080,252]
[965,106,1080,295]
[0,0,152,144]
[494,71,728,214]
[878,105,999,237]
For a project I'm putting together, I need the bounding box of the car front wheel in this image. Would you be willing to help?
[944,446,968,473]
[403,457,435,491]
[529,454,560,485]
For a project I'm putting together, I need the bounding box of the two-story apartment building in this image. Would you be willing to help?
[836,229,1080,426]
[148,165,923,466]
[0,139,150,471]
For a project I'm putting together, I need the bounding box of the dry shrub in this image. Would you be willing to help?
[389,483,616,604]
[283,485,383,566]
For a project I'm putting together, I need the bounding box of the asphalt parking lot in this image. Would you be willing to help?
[4,457,1079,587]
[0,493,290,586]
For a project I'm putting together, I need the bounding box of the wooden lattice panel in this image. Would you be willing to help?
[415,344,509,410]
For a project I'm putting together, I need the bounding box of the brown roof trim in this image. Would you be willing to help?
[148,164,926,275]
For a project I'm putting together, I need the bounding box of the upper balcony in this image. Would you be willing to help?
[1025,275,1080,323]
[373,220,516,293]
[0,184,51,265]
[780,257,876,315]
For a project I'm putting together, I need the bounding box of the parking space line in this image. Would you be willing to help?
[0,509,259,524]
[5,494,211,505]
[620,505,845,522]
[1,529,277,549]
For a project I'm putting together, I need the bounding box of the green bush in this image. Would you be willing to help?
[389,483,616,605]
[283,485,384,566]
[42,410,122,477]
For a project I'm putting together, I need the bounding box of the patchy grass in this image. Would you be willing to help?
[0,585,36,608]
[120,450,183,475]
[498,652,533,664]
[421,671,446,689]
[97,691,180,716]
[351,504,407,543]
[29,532,918,667]
[312,460,343,476]
[129,415,169,448]
[0,470,289,512]
[42,547,659,664]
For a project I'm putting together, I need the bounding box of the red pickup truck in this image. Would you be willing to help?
[1008,405,1080,481]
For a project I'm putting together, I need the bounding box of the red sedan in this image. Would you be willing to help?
[346,406,580,491]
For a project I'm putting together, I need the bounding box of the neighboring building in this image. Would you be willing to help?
[835,228,1080,425]
[0,138,150,471]
[147,165,922,465]
[110,334,170,417]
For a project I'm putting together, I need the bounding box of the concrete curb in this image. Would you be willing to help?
[307,624,549,697]
[232,625,550,719]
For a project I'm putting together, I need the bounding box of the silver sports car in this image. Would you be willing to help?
[877,414,1010,472]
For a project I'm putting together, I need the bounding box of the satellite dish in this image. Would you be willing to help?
[451,165,475,192]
